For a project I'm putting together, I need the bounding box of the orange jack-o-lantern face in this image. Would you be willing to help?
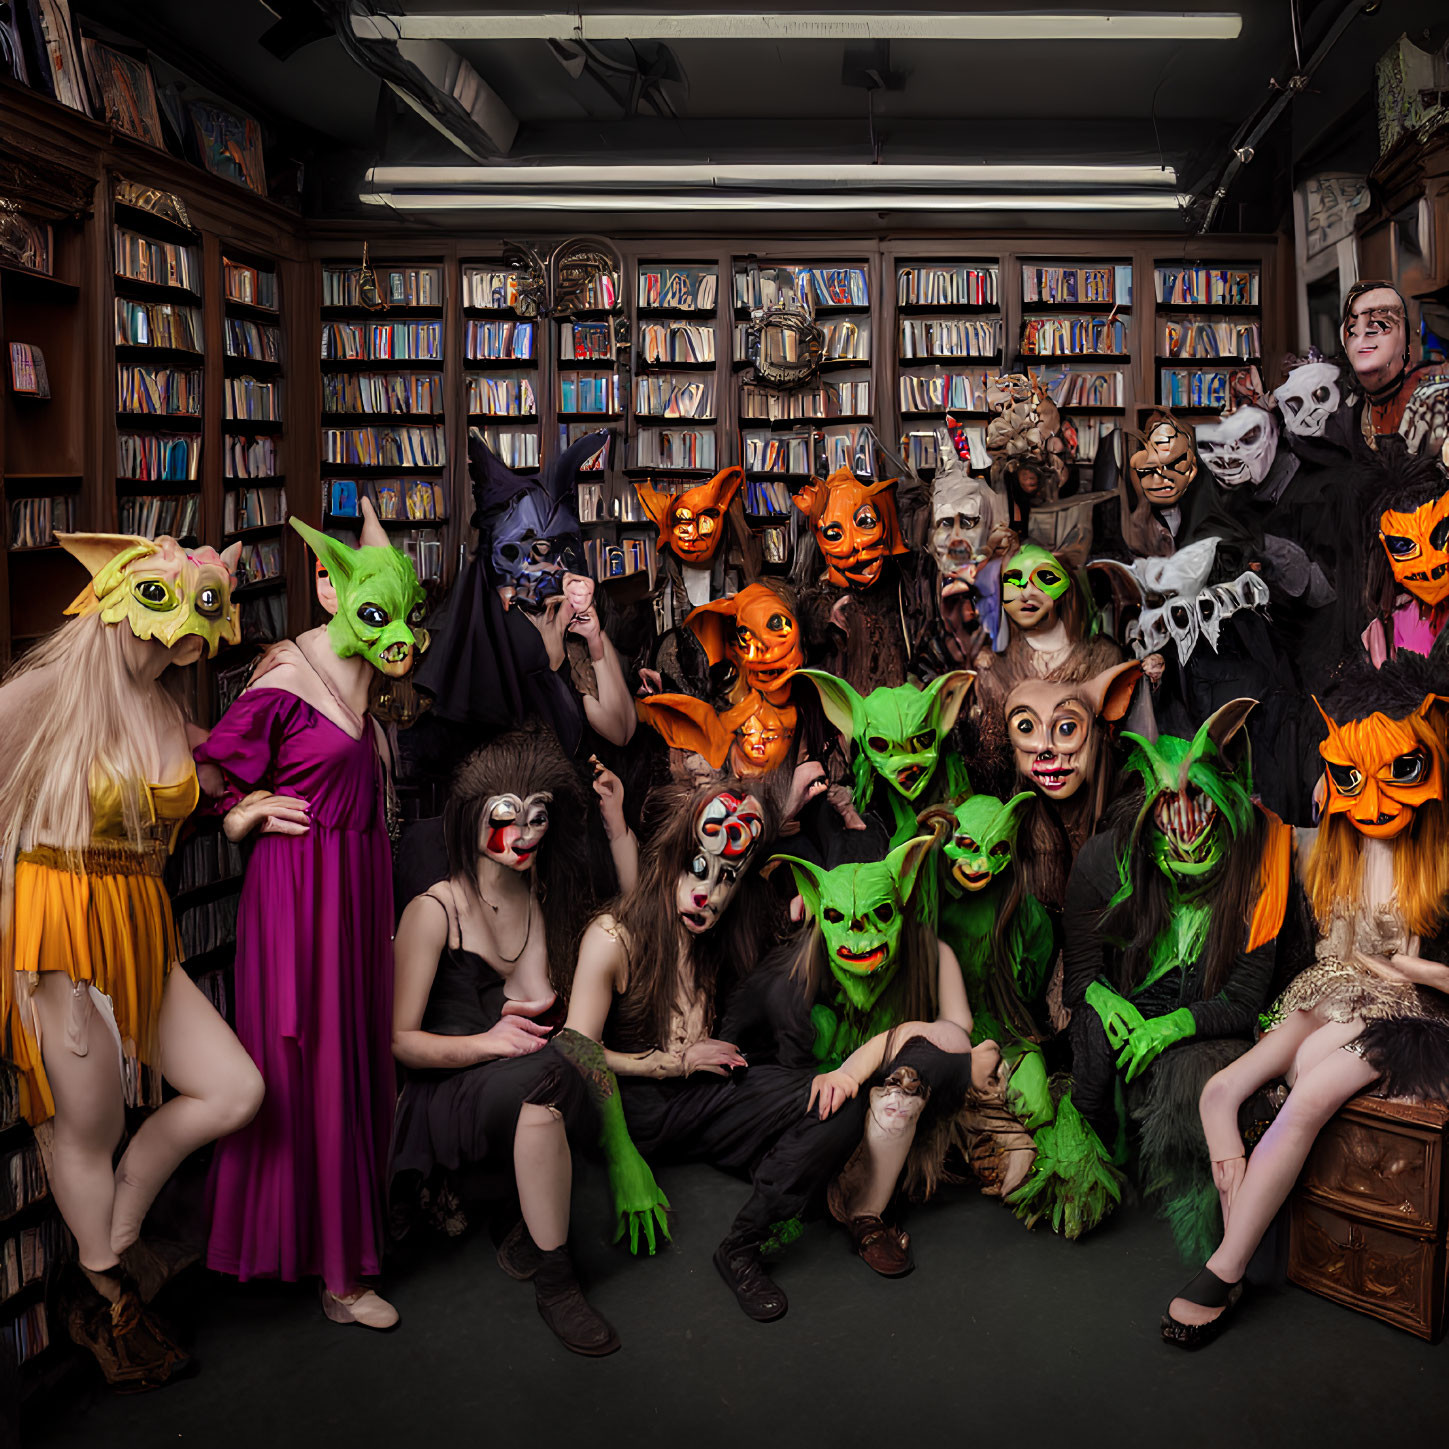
[1379,491,1449,608]
[723,692,798,775]
[1317,696,1444,838]
[791,468,909,590]
[1130,416,1198,507]
[686,583,802,705]
[635,467,745,565]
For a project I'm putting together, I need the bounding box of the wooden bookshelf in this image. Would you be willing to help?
[1152,259,1264,414]
[460,259,540,476]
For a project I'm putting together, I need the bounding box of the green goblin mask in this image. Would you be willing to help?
[776,835,936,1012]
[1119,700,1256,882]
[943,791,1033,893]
[291,518,429,677]
[797,668,974,802]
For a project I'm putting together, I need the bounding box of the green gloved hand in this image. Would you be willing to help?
[1084,981,1147,1050]
[1003,1040,1053,1133]
[606,1142,673,1256]
[1115,1007,1197,1084]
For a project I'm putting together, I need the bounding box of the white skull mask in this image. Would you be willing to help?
[1273,363,1341,439]
[1195,406,1278,489]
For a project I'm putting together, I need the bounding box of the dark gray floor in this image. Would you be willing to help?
[24,1163,1449,1448]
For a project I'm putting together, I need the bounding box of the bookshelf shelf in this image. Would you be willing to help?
[0,264,79,298]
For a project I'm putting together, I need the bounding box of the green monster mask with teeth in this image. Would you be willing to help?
[291,517,429,677]
[775,835,936,1013]
[944,791,1034,893]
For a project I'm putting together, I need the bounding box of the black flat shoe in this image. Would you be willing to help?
[713,1238,788,1323]
[1161,1266,1244,1350]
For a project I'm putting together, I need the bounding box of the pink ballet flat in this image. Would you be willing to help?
[321,1286,399,1330]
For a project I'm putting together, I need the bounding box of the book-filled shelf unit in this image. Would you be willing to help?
[319,259,450,591]
[555,265,624,543]
[462,261,539,474]
[1153,260,1264,415]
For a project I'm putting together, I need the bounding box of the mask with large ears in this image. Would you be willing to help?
[1119,700,1258,879]
[61,533,242,656]
[1005,661,1142,801]
[635,466,745,566]
[790,467,909,589]
[939,791,1034,893]
[1315,692,1445,839]
[290,517,428,676]
[1379,486,1449,609]
[775,834,937,1012]
[636,690,797,776]
[796,669,975,801]
[686,583,802,704]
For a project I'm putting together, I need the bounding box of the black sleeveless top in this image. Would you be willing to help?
[418,893,509,1038]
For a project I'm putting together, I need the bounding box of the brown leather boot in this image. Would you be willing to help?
[847,1214,914,1277]
[533,1247,621,1356]
[66,1270,192,1392]
[496,1219,543,1281]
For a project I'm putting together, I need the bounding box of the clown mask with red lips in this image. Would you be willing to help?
[480,791,552,869]
[677,789,765,934]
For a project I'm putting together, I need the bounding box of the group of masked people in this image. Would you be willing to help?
[3,276,1449,1389]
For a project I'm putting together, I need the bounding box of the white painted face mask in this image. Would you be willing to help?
[1196,406,1278,489]
[1126,537,1269,665]
[1273,363,1341,439]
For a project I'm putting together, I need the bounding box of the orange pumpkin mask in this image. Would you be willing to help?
[790,467,909,590]
[1316,694,1445,838]
[635,466,745,566]
[636,689,796,776]
[686,583,803,705]
[1379,491,1449,608]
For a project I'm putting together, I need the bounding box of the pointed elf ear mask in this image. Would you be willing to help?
[291,518,428,677]
[790,467,909,590]
[1315,693,1445,839]
[636,690,797,776]
[1379,487,1449,608]
[943,791,1033,893]
[797,668,974,801]
[1005,661,1142,801]
[1119,699,1257,879]
[61,533,241,656]
[686,583,802,704]
[775,834,937,1012]
[635,466,745,566]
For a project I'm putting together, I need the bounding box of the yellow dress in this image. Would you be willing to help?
[4,770,199,1124]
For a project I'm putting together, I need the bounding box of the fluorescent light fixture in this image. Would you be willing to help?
[360,190,1188,212]
[366,162,1178,189]
[352,12,1242,42]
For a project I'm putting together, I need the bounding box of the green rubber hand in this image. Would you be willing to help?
[1003,1041,1053,1133]
[607,1142,673,1256]
[1084,981,1147,1050]
[1115,1007,1196,1084]
[1008,1091,1123,1239]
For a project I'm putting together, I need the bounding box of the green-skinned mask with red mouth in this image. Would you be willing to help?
[944,791,1033,893]
[775,835,936,1012]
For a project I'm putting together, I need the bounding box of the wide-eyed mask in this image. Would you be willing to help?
[636,689,797,778]
[1379,488,1449,608]
[1130,415,1198,507]
[1005,662,1142,800]
[636,466,745,567]
[676,789,764,933]
[1341,282,1408,390]
[790,467,909,590]
[1274,359,1341,438]
[291,518,428,677]
[1196,405,1278,490]
[480,791,551,870]
[61,533,242,657]
[942,792,1033,893]
[1001,543,1071,632]
[775,835,936,1012]
[798,669,975,801]
[1316,693,1444,839]
[686,583,802,705]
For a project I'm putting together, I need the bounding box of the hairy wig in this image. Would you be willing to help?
[1363,438,1449,617]
[442,723,596,999]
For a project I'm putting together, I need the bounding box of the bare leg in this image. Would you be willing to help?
[514,1104,570,1252]
[1171,1019,1376,1327]
[109,968,263,1257]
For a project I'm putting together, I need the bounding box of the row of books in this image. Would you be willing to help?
[9,495,74,549]
[328,478,449,523]
[819,428,871,475]
[223,259,277,310]
[638,268,718,311]
[820,319,871,362]
[897,265,999,307]
[1159,320,1261,359]
[1160,368,1244,408]
[462,268,526,312]
[467,374,537,416]
[7,342,49,397]
[322,425,446,468]
[560,320,615,361]
[115,299,202,351]
[0,211,51,275]
[640,323,715,365]
[741,378,871,420]
[114,228,202,294]
[323,265,441,308]
[237,539,283,585]
[223,435,278,479]
[224,375,281,421]
[119,493,199,539]
[898,371,992,413]
[584,535,653,582]
[1,1218,70,1306]
[757,523,790,564]
[169,831,244,895]
[1022,264,1133,305]
[0,1141,46,1218]
[478,428,540,468]
[321,321,443,362]
[324,371,444,415]
[466,320,536,361]
[901,427,978,473]
[900,317,1003,359]
[634,429,717,470]
[327,519,446,585]
[225,319,281,363]
[735,267,870,310]
[744,434,811,475]
[223,485,287,533]
[1154,266,1259,306]
[178,897,238,959]
[117,364,201,415]
[1021,316,1128,356]
[1073,415,1113,458]
[560,374,622,415]
[744,478,792,517]
[1040,367,1125,407]
[633,375,716,420]
[2,1301,49,1364]
[118,431,201,481]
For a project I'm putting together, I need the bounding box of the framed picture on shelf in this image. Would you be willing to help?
[184,99,267,194]
[81,38,165,146]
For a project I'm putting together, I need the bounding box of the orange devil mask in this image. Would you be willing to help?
[686,583,803,705]
[635,466,745,566]
[790,467,909,590]
[1379,490,1449,608]
[636,689,797,776]
[1316,693,1446,838]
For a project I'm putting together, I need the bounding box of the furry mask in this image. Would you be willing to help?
[1004,661,1142,801]
[1316,692,1444,839]
[635,466,745,566]
[789,467,909,589]
[685,583,802,704]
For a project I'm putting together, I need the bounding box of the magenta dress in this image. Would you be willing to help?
[195,687,396,1294]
